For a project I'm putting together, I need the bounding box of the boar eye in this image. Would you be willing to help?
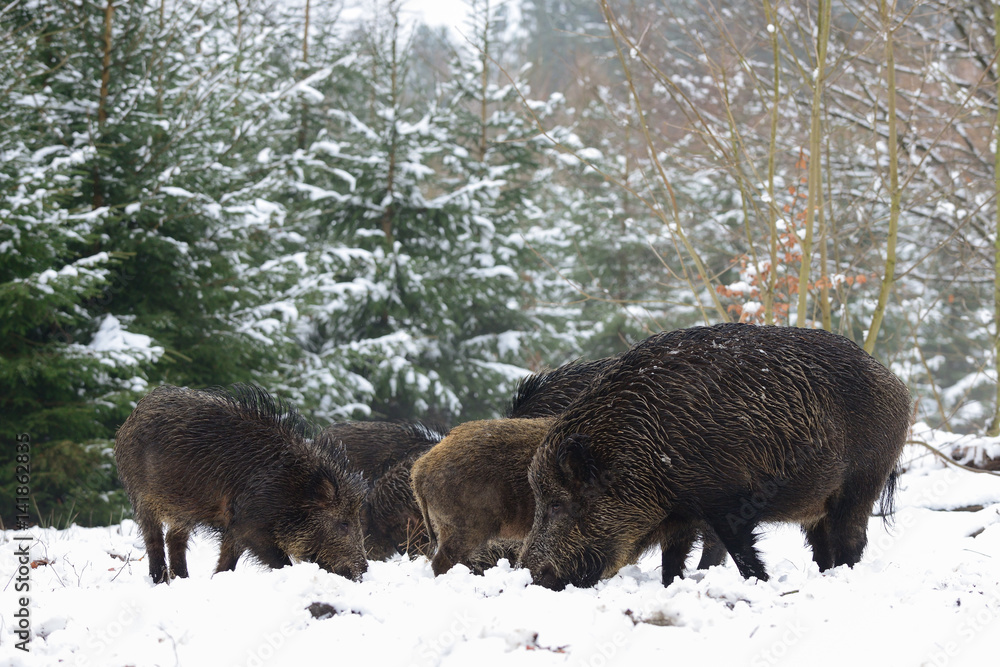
[547,502,565,520]
[336,520,351,536]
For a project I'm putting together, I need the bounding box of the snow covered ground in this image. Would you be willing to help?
[3,430,999,667]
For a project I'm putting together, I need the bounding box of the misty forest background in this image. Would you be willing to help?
[3,0,1000,527]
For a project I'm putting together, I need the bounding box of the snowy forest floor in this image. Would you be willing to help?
[2,428,1000,667]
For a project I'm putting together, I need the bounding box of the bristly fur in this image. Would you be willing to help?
[409,417,556,576]
[878,467,900,524]
[466,538,524,575]
[414,352,711,579]
[206,383,316,441]
[404,421,449,445]
[309,436,369,502]
[506,356,621,419]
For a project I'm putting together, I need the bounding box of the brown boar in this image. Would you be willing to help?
[316,421,444,560]
[115,384,368,584]
[520,323,912,589]
[410,418,554,576]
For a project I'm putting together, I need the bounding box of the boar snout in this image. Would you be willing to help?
[327,557,368,581]
[531,564,566,591]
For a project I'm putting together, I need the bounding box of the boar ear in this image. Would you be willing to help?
[555,433,616,496]
[555,433,597,484]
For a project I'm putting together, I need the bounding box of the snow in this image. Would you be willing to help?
[160,186,197,199]
[84,315,164,368]
[2,434,998,666]
[726,281,754,295]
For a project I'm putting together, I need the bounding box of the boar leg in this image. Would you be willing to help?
[215,530,243,573]
[657,519,698,587]
[696,527,728,570]
[709,517,769,582]
[807,498,871,571]
[431,522,489,576]
[165,524,191,579]
[804,519,835,571]
[135,504,168,584]
[253,543,293,570]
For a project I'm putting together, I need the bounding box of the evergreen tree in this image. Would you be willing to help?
[0,2,163,526]
[249,0,565,423]
[0,0,311,524]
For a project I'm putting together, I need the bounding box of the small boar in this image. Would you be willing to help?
[520,323,912,590]
[316,421,444,560]
[410,418,554,576]
[115,384,368,584]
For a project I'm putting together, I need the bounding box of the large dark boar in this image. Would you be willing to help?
[316,421,444,560]
[410,418,555,575]
[520,323,912,590]
[115,384,368,584]
[510,354,726,573]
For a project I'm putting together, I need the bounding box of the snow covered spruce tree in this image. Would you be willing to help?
[0,1,165,526]
[0,0,313,524]
[247,0,563,423]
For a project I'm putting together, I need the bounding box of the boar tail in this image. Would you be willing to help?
[878,466,899,525]
[416,490,437,554]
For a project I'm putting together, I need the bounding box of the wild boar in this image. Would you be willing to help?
[115,384,368,583]
[520,323,912,589]
[410,418,554,576]
[509,355,726,574]
[316,421,444,560]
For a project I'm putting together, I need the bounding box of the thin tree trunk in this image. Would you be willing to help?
[381,2,399,251]
[817,152,831,330]
[987,1,1000,436]
[795,0,830,328]
[863,0,901,355]
[722,68,762,322]
[763,0,780,325]
[478,0,490,162]
[599,0,729,323]
[93,0,114,210]
[156,0,165,116]
[298,0,311,150]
